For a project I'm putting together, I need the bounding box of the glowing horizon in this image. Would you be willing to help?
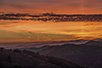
[0,20,102,42]
[0,0,102,43]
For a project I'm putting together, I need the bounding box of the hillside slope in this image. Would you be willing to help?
[27,40,102,68]
[0,48,83,68]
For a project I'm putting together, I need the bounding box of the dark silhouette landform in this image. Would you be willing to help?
[0,48,83,68]
[25,39,102,68]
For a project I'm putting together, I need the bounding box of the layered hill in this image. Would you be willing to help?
[26,39,102,68]
[0,48,83,68]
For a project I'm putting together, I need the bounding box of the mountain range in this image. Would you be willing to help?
[23,39,102,68]
[0,48,83,68]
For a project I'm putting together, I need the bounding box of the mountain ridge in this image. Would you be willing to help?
[0,48,83,68]
[24,39,102,68]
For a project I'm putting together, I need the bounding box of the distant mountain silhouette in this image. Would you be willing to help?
[84,40,102,46]
[0,48,83,68]
[26,39,102,68]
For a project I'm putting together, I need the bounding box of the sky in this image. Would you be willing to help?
[0,0,102,43]
[0,20,102,42]
[0,0,102,14]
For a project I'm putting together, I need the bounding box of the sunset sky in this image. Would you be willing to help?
[0,20,102,42]
[0,0,102,43]
[0,0,102,14]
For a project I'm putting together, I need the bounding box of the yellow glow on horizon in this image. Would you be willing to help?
[0,20,102,42]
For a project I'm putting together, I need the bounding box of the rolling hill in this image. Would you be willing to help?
[26,39,102,68]
[0,48,83,68]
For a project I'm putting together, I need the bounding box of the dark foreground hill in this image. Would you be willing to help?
[26,40,102,68]
[0,48,83,68]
